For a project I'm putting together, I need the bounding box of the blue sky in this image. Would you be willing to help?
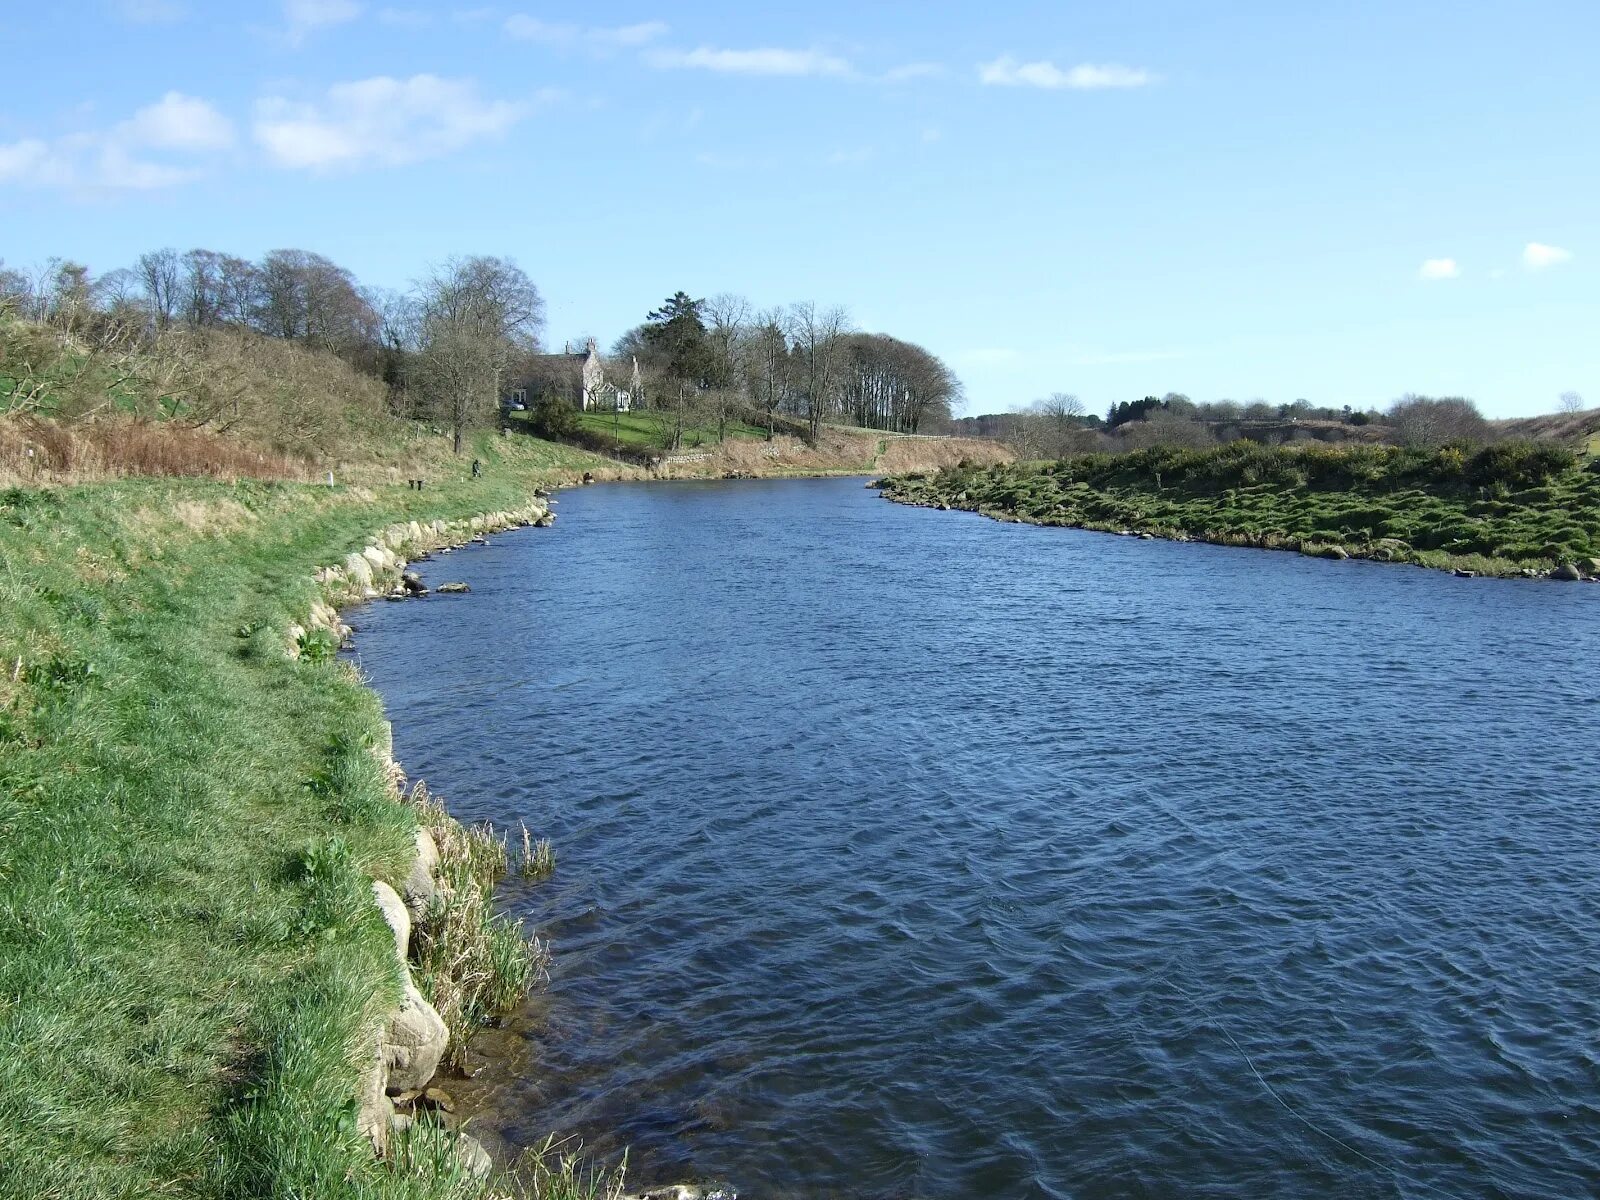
[1,1,1595,418]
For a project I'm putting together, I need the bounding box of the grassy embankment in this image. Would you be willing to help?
[880,440,1600,577]
[523,409,1010,479]
[0,431,632,1200]
[0,311,1006,1195]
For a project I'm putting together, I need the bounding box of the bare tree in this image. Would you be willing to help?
[704,293,752,442]
[415,256,544,453]
[789,301,851,443]
[1033,392,1085,456]
[745,308,792,439]
[1559,391,1584,415]
[137,248,181,330]
[1387,394,1491,448]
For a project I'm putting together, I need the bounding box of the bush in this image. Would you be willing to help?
[1467,440,1576,489]
[527,396,579,440]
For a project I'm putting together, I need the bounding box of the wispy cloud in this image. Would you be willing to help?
[1418,257,1461,281]
[979,57,1154,90]
[0,91,233,192]
[504,15,668,51]
[253,75,524,170]
[647,45,852,77]
[1522,242,1572,270]
[284,0,362,45]
[883,62,945,83]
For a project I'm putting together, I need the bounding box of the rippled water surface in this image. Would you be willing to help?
[351,477,1600,1199]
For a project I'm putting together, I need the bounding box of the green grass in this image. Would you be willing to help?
[880,441,1600,577]
[570,409,771,449]
[0,433,621,1199]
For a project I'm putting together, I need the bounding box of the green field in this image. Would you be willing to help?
[0,431,621,1200]
[881,440,1600,577]
[566,409,773,449]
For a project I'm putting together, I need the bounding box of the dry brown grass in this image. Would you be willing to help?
[654,429,1012,478]
[0,416,315,486]
[875,435,1013,473]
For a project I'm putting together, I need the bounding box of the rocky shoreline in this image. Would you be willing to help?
[296,496,559,1180]
[298,488,735,1198]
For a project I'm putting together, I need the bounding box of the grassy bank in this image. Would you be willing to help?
[879,441,1600,577]
[0,435,621,1199]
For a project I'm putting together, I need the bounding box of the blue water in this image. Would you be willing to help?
[350,477,1600,1199]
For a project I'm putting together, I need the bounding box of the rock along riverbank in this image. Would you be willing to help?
[310,489,741,1199]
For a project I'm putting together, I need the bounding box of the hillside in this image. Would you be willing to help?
[0,314,1006,487]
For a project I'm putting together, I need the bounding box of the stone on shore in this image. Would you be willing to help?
[402,828,439,918]
[372,881,410,961]
[1551,563,1582,581]
[381,979,448,1093]
[344,553,374,588]
[355,1050,393,1153]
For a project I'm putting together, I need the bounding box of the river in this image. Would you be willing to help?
[349,476,1600,1199]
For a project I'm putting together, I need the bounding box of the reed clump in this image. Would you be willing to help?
[407,783,550,1065]
[519,822,556,881]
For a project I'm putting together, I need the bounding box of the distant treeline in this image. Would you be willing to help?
[0,253,962,457]
[953,390,1591,459]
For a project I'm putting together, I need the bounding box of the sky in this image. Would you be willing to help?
[1,1,1596,419]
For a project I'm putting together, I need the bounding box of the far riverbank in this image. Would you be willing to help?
[877,440,1600,580]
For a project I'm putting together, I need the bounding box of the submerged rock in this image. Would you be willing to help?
[436,581,471,594]
[455,1133,492,1180]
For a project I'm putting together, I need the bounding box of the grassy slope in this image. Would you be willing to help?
[570,409,771,448]
[0,432,617,1200]
[880,441,1600,577]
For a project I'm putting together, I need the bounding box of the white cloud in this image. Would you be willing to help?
[1523,242,1572,270]
[647,46,852,77]
[1418,257,1461,280]
[979,57,1154,90]
[95,144,203,189]
[0,139,63,186]
[504,15,667,50]
[884,62,945,83]
[0,92,230,192]
[285,0,362,43]
[119,91,235,151]
[253,75,525,169]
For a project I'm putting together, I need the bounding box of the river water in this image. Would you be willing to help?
[350,476,1600,1199]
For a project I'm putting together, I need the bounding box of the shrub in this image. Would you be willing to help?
[1467,440,1576,489]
